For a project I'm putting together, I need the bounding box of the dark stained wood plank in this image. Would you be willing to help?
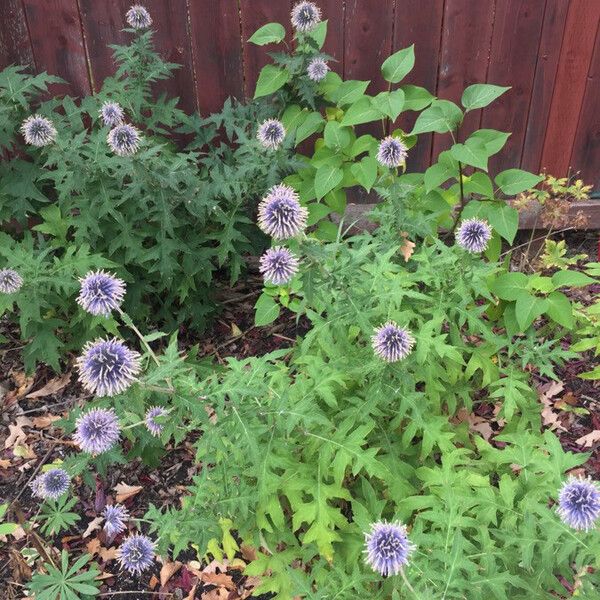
[319,0,345,76]
[521,0,569,174]
[394,0,445,172]
[540,0,600,178]
[0,0,35,70]
[432,0,495,160]
[21,0,91,97]
[188,0,243,115]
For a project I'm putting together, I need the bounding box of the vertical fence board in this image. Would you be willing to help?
[394,0,445,172]
[540,0,600,178]
[319,0,345,76]
[0,0,35,70]
[189,0,243,114]
[21,0,90,97]
[432,0,495,160]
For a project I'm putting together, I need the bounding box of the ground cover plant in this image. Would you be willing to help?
[1,3,600,600]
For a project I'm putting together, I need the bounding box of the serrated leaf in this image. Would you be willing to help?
[248,23,286,45]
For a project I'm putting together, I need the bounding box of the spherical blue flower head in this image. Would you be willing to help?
[31,468,71,500]
[257,119,286,150]
[145,406,168,437]
[74,408,121,455]
[107,124,141,156]
[258,185,308,240]
[20,115,57,147]
[455,218,492,253]
[117,534,155,574]
[291,1,322,32]
[364,520,415,577]
[259,247,299,286]
[100,102,125,128]
[126,5,152,29]
[76,338,142,397]
[77,270,126,317]
[557,477,600,531]
[307,58,329,82]
[103,504,129,537]
[377,136,408,168]
[372,322,415,363]
[0,269,23,294]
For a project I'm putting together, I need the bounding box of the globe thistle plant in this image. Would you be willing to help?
[74,408,121,455]
[126,5,152,29]
[20,115,57,147]
[372,322,415,363]
[455,218,492,253]
[364,520,415,577]
[307,58,329,82]
[107,124,141,156]
[291,1,322,32]
[77,270,126,317]
[0,269,23,294]
[117,534,156,574]
[258,185,308,240]
[557,476,600,531]
[103,504,129,537]
[100,101,125,128]
[145,406,168,437]
[259,247,299,286]
[377,136,408,168]
[76,338,142,397]
[257,119,286,150]
[31,468,71,501]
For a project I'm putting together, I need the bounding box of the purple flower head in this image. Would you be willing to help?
[74,408,121,455]
[126,5,152,29]
[31,468,71,500]
[364,520,415,577]
[145,406,168,437]
[77,270,126,317]
[455,218,492,253]
[100,102,125,128]
[291,1,322,32]
[20,115,57,147]
[372,322,415,363]
[258,184,308,240]
[307,58,329,82]
[0,269,23,294]
[103,504,129,537]
[259,247,299,286]
[117,534,155,574]
[107,124,141,156]
[76,338,142,397]
[257,119,286,150]
[377,136,408,168]
[557,476,600,531]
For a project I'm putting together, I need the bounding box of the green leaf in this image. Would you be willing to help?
[450,138,489,171]
[307,202,332,226]
[410,100,462,135]
[255,293,281,325]
[351,156,378,192]
[551,270,596,288]
[515,292,549,330]
[470,129,511,155]
[349,134,377,157]
[248,23,286,45]
[254,65,289,99]
[495,169,543,195]
[372,89,405,121]
[461,84,510,111]
[295,112,325,144]
[401,85,434,111]
[545,291,574,329]
[323,121,352,150]
[307,20,328,49]
[324,188,347,214]
[463,200,519,243]
[314,165,343,200]
[340,97,382,126]
[281,105,306,131]
[424,151,457,192]
[464,172,494,198]
[381,45,415,83]
[330,80,369,106]
[490,272,529,301]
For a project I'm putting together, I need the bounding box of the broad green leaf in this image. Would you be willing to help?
[254,65,289,98]
[330,80,370,106]
[349,134,377,157]
[324,188,347,214]
[515,292,549,330]
[464,172,494,198]
[351,156,378,192]
[255,293,281,325]
[424,151,457,192]
[381,45,415,83]
[307,20,328,49]
[450,138,489,171]
[295,112,325,144]
[495,169,543,195]
[307,202,332,226]
[372,89,405,121]
[314,165,343,200]
[551,270,596,288]
[248,23,286,45]
[461,84,510,111]
[323,121,352,150]
[410,100,462,135]
[490,272,529,301]
[281,105,306,131]
[341,97,382,126]
[470,129,511,155]
[401,85,434,111]
[545,291,574,328]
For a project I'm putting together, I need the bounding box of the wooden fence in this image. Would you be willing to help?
[1,0,600,190]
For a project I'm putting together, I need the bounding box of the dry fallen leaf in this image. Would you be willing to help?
[83,516,104,538]
[149,574,160,590]
[99,546,119,562]
[575,430,600,448]
[160,560,182,586]
[240,543,257,562]
[186,585,198,600]
[114,482,143,503]
[200,571,236,590]
[86,538,101,557]
[538,381,566,431]
[4,416,32,449]
[31,415,61,429]
[399,231,416,262]
[26,372,71,399]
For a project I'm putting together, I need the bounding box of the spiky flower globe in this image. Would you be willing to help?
[364,520,415,577]
[377,136,408,168]
[103,504,129,537]
[107,124,141,156]
[77,270,126,317]
[76,338,142,397]
[100,102,125,128]
[74,408,121,455]
[455,218,492,253]
[126,5,152,29]
[372,322,415,363]
[117,534,155,574]
[557,476,600,531]
[20,115,57,147]
[257,119,286,150]
[31,468,71,500]
[291,1,322,32]
[258,185,308,240]
[307,58,330,82]
[0,269,23,294]
[259,247,299,286]
[145,406,168,437]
